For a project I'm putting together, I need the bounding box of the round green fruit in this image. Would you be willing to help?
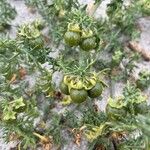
[64,31,81,47]
[88,82,103,98]
[60,81,69,95]
[80,37,97,51]
[70,89,88,103]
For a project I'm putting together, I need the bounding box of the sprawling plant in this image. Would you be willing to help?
[0,22,55,148]
[0,0,149,149]
[84,83,150,149]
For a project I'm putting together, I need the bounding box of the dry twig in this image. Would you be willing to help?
[128,41,150,61]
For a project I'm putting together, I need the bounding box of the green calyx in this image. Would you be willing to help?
[108,97,126,109]
[67,23,81,33]
[81,29,93,38]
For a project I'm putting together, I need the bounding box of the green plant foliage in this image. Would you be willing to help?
[0,97,39,149]
[0,0,16,31]
[112,48,124,66]
[25,0,80,43]
[46,114,65,146]
[17,21,51,64]
[81,107,107,126]
[0,23,54,148]
[106,0,149,38]
[84,83,150,149]
[136,70,150,90]
[63,110,80,128]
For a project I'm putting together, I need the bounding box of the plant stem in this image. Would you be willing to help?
[79,50,89,70]
[8,52,20,62]
[33,132,49,143]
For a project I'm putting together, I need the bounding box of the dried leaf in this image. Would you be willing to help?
[33,132,50,143]
[93,104,99,112]
[43,35,51,44]
[71,126,86,147]
[43,143,53,150]
[95,144,106,150]
[19,67,27,79]
[9,133,19,141]
[33,132,54,150]
[128,41,150,61]
[9,74,17,84]
[74,133,81,146]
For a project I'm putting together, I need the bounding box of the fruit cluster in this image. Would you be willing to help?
[60,73,104,103]
[64,23,98,51]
